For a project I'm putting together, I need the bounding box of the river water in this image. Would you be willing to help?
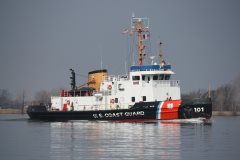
[0,115,239,160]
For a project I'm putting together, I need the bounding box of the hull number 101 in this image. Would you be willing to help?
[194,107,204,113]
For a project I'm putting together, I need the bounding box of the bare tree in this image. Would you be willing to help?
[231,74,240,112]
[34,90,51,104]
[182,73,240,112]
[0,89,12,108]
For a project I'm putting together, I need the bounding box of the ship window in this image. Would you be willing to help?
[142,75,145,80]
[148,76,150,82]
[159,74,164,80]
[153,75,158,80]
[115,98,118,103]
[132,76,140,80]
[131,97,135,102]
[143,96,146,101]
[165,75,171,80]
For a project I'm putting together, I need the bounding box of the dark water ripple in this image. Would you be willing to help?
[0,115,240,160]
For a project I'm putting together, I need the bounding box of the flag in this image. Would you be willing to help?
[128,30,133,36]
[143,34,150,40]
[122,28,129,34]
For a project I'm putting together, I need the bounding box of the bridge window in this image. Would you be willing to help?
[142,75,145,80]
[132,76,140,81]
[159,74,164,80]
[165,75,171,80]
[148,76,150,82]
[153,75,158,80]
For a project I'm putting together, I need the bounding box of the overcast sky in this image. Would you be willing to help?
[0,0,240,96]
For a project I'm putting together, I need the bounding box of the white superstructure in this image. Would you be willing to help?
[51,64,181,111]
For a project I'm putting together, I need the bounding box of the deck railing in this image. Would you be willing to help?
[152,80,180,87]
[105,75,129,81]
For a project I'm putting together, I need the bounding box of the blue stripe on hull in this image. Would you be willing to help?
[156,101,162,119]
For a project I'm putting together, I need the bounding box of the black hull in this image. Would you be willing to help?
[27,99,212,122]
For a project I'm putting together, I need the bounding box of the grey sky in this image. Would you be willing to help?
[0,0,240,95]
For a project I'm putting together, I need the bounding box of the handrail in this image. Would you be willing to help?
[153,80,180,87]
[105,75,129,81]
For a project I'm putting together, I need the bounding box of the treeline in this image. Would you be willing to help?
[0,89,14,108]
[0,88,61,109]
[182,74,240,112]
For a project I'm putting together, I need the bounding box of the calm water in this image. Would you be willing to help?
[0,115,240,160]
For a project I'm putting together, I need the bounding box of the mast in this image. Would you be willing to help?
[70,69,76,91]
[159,41,165,67]
[21,90,25,114]
[208,84,211,98]
[131,16,149,65]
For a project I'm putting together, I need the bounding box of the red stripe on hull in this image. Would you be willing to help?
[160,100,181,120]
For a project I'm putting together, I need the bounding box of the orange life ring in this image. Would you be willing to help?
[110,99,115,103]
[108,85,112,90]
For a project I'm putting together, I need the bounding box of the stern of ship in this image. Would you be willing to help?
[178,98,212,119]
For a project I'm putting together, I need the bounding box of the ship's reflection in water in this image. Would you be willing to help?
[49,120,210,160]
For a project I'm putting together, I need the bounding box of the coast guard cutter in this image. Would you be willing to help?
[27,15,212,121]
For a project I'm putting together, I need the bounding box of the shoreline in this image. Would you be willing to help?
[212,111,240,116]
[0,109,239,116]
[0,109,22,114]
